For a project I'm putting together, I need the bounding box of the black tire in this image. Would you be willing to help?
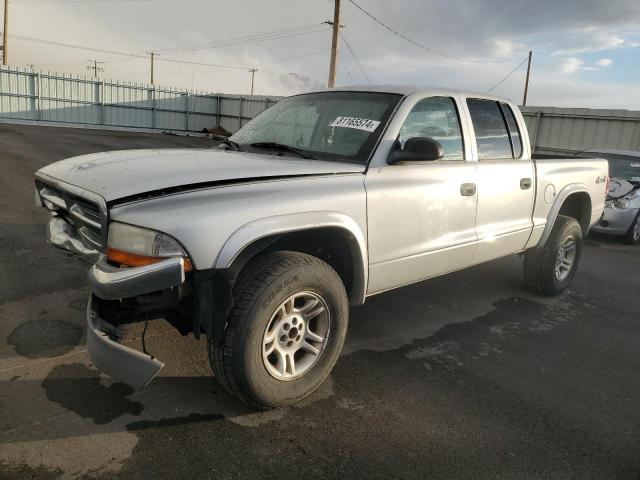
[622,212,640,245]
[523,215,583,297]
[208,251,349,409]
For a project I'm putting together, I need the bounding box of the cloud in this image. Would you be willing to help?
[561,57,584,74]
[559,57,614,74]
[6,0,640,107]
[551,29,630,55]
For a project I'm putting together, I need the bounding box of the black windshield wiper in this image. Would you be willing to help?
[220,138,241,151]
[250,142,315,160]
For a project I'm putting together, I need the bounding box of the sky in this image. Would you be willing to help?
[2,0,640,109]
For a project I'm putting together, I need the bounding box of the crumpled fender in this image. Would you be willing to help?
[214,211,368,305]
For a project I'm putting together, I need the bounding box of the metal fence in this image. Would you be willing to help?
[0,66,281,133]
[521,105,640,156]
[3,66,640,154]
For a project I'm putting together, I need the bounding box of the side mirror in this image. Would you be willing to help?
[388,137,444,164]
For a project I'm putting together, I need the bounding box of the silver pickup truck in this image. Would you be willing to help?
[34,86,608,408]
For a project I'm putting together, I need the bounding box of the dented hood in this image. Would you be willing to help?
[607,177,638,198]
[37,148,364,202]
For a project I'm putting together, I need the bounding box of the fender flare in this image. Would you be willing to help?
[214,211,368,305]
[536,183,590,248]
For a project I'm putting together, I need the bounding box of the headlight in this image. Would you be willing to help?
[613,197,630,209]
[612,191,639,210]
[107,222,192,271]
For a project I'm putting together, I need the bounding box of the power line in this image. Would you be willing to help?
[339,61,354,83]
[257,48,329,67]
[339,31,370,84]
[8,33,251,70]
[10,0,150,4]
[346,0,518,65]
[160,49,330,77]
[157,24,329,55]
[485,56,529,93]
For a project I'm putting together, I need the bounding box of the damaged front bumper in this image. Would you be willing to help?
[87,295,164,389]
[39,186,194,390]
[89,255,186,301]
[86,256,189,389]
[591,207,639,235]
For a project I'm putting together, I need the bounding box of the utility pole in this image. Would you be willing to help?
[2,0,8,65]
[327,0,341,88]
[249,68,257,95]
[522,50,532,106]
[147,51,157,85]
[87,59,104,79]
[191,49,195,91]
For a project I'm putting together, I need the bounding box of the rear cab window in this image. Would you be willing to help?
[500,103,523,158]
[466,98,523,160]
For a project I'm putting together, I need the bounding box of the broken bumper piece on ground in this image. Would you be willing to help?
[86,255,188,389]
[87,295,164,389]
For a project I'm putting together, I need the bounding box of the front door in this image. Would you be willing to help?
[365,95,478,295]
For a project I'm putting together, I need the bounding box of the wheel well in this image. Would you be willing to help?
[558,192,592,235]
[229,227,365,305]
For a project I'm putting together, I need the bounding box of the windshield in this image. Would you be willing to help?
[583,153,640,182]
[229,91,402,164]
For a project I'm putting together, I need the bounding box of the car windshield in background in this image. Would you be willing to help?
[582,153,640,182]
[229,91,402,164]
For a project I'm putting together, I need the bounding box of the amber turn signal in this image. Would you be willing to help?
[107,247,193,272]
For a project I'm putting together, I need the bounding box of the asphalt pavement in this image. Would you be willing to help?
[1,123,639,479]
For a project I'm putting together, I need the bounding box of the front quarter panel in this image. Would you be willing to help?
[109,173,368,272]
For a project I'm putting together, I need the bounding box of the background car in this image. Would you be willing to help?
[576,149,640,245]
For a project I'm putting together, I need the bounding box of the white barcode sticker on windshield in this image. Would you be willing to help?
[330,116,381,132]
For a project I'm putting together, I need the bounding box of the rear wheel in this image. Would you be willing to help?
[622,212,640,245]
[524,215,583,296]
[208,251,348,409]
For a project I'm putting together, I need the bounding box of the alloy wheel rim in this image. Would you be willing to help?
[262,291,330,381]
[555,235,577,281]
[634,216,640,241]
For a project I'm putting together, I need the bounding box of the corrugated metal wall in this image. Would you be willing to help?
[0,66,281,133]
[521,106,640,155]
[4,65,640,152]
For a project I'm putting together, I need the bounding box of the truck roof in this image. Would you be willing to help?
[307,84,514,104]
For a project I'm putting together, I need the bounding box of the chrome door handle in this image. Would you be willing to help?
[460,183,476,196]
[520,178,532,189]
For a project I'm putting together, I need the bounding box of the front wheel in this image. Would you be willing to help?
[523,215,583,296]
[622,211,640,245]
[209,251,348,409]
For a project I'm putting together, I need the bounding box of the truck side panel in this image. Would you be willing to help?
[525,159,608,249]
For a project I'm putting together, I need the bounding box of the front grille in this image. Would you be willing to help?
[37,180,106,252]
[74,198,101,224]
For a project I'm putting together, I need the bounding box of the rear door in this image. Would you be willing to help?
[465,98,535,264]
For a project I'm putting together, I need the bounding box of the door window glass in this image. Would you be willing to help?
[398,96,464,160]
[467,99,513,159]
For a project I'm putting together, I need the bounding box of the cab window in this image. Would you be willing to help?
[398,96,465,160]
[500,103,523,158]
[467,98,513,159]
